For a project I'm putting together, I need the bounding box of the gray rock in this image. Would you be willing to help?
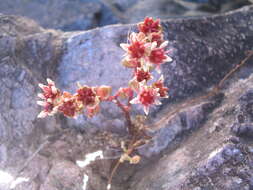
[0,0,119,31]
[108,0,137,11]
[0,14,62,190]
[231,123,253,137]
[1,5,253,190]
[125,0,189,24]
[0,0,250,33]
[40,160,83,190]
[138,100,217,157]
[128,59,253,190]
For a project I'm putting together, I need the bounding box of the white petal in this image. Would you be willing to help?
[160,41,168,48]
[38,83,46,89]
[165,56,173,62]
[156,66,161,74]
[120,43,129,51]
[77,81,82,88]
[151,42,157,50]
[142,63,150,71]
[130,97,140,104]
[143,106,149,115]
[48,109,58,116]
[37,111,47,118]
[37,93,45,99]
[64,97,70,102]
[159,75,164,82]
[37,101,46,106]
[144,42,152,50]
[130,32,137,41]
[47,98,53,103]
[46,78,55,85]
[155,99,162,105]
[51,86,57,94]
[52,106,59,114]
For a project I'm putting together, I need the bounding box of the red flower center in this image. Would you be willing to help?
[149,48,166,64]
[128,41,145,59]
[136,69,151,82]
[138,17,160,34]
[58,100,76,117]
[154,82,168,97]
[43,84,58,99]
[44,102,53,112]
[139,89,155,106]
[151,33,163,46]
[77,87,96,106]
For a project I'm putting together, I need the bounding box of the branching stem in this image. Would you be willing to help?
[108,51,253,189]
[114,97,135,135]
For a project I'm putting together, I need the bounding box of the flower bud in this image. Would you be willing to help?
[96,85,112,100]
[130,155,141,164]
[117,87,134,99]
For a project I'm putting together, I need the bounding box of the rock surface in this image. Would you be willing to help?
[0,0,251,31]
[0,0,119,31]
[0,5,253,190]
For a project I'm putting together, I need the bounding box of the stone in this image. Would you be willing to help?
[0,0,119,31]
[1,5,253,190]
[40,160,83,190]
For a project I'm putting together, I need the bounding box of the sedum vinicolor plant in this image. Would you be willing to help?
[37,17,172,120]
[37,17,172,189]
[35,16,253,190]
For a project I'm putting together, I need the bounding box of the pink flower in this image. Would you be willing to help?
[150,33,163,46]
[57,92,81,118]
[38,78,60,100]
[37,101,56,118]
[95,85,112,100]
[135,68,152,82]
[37,78,61,118]
[128,41,145,59]
[153,75,168,98]
[122,41,146,59]
[116,87,134,99]
[58,99,77,117]
[138,17,161,34]
[130,84,161,115]
[120,32,148,60]
[148,41,172,72]
[76,86,98,108]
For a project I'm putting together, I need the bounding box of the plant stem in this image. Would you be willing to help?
[114,98,135,135]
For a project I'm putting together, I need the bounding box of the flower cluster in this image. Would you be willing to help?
[37,80,111,118]
[37,17,172,118]
[120,17,171,114]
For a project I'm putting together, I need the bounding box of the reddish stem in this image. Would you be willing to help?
[114,98,135,135]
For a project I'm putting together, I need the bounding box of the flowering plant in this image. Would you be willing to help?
[37,17,172,188]
[37,17,171,121]
[36,17,253,190]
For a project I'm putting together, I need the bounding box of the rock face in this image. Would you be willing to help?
[129,73,253,190]
[0,0,251,31]
[0,5,253,190]
[0,0,119,31]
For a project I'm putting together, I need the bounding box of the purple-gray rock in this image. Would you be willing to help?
[0,0,251,32]
[0,0,119,31]
[1,5,253,190]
